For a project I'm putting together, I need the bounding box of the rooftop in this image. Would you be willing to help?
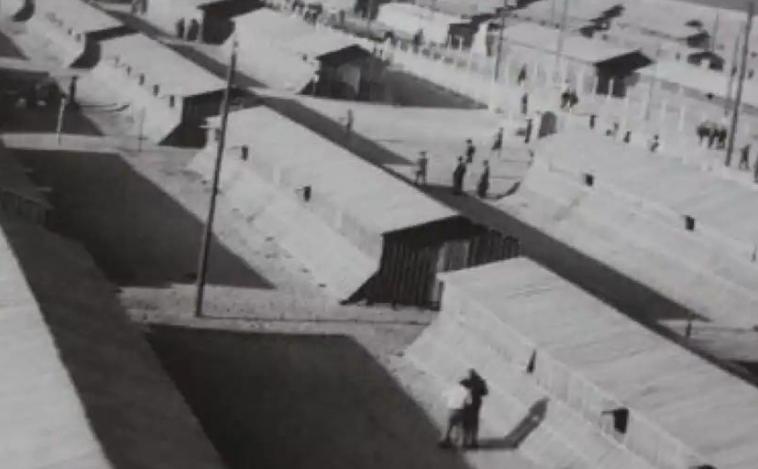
[441,257,758,469]
[503,22,639,64]
[99,33,225,97]
[214,106,459,235]
[35,0,122,34]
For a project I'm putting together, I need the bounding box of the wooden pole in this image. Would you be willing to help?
[56,96,67,144]
[493,0,507,82]
[554,0,569,79]
[725,1,753,167]
[724,24,742,116]
[137,106,145,153]
[194,42,237,317]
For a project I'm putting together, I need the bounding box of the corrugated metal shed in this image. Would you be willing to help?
[216,106,458,235]
[439,257,758,469]
[99,33,225,97]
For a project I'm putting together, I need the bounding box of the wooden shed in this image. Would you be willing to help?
[192,106,519,308]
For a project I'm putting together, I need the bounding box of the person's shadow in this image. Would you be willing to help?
[476,398,549,451]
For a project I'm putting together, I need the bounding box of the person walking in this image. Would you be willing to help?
[739,144,751,170]
[476,160,490,199]
[452,156,466,195]
[520,91,529,115]
[439,380,471,448]
[414,151,428,185]
[461,369,488,448]
[491,127,503,158]
[465,138,476,164]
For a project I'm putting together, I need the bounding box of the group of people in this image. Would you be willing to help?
[439,369,489,449]
[560,84,579,110]
[174,17,202,42]
[451,139,491,198]
[696,121,728,149]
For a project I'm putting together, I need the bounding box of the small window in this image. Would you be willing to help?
[685,215,695,231]
[584,173,594,187]
[603,407,629,434]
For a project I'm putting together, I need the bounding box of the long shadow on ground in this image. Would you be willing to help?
[147,326,475,469]
[0,217,225,469]
[15,149,271,289]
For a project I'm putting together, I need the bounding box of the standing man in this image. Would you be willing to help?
[648,134,660,153]
[491,127,503,158]
[476,160,490,199]
[452,156,466,195]
[175,18,186,39]
[520,91,529,115]
[414,151,428,185]
[461,369,488,448]
[67,76,78,107]
[739,143,751,170]
[524,118,533,144]
[517,64,527,85]
[438,380,471,448]
[465,138,476,164]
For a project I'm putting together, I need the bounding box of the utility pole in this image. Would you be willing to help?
[194,41,237,317]
[56,96,67,144]
[725,1,753,167]
[493,0,508,82]
[711,10,720,53]
[644,45,662,121]
[724,25,742,116]
[554,0,569,77]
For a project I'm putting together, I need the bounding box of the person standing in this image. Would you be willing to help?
[461,369,488,448]
[524,118,533,144]
[187,18,200,42]
[648,134,660,153]
[452,156,466,195]
[465,138,476,164]
[476,160,490,199]
[439,380,471,448]
[175,18,186,39]
[520,91,529,115]
[739,144,751,170]
[67,76,78,107]
[491,127,503,158]
[517,64,527,85]
[414,151,428,185]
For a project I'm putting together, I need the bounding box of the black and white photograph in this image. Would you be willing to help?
[1,0,757,468]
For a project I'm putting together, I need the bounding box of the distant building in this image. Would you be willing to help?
[229,9,385,99]
[27,0,131,67]
[94,33,236,145]
[501,22,651,96]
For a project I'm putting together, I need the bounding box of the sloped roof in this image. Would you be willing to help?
[215,106,458,235]
[441,257,758,469]
[638,60,758,109]
[35,0,122,34]
[0,144,49,208]
[99,33,225,97]
[0,218,226,469]
[503,22,638,64]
